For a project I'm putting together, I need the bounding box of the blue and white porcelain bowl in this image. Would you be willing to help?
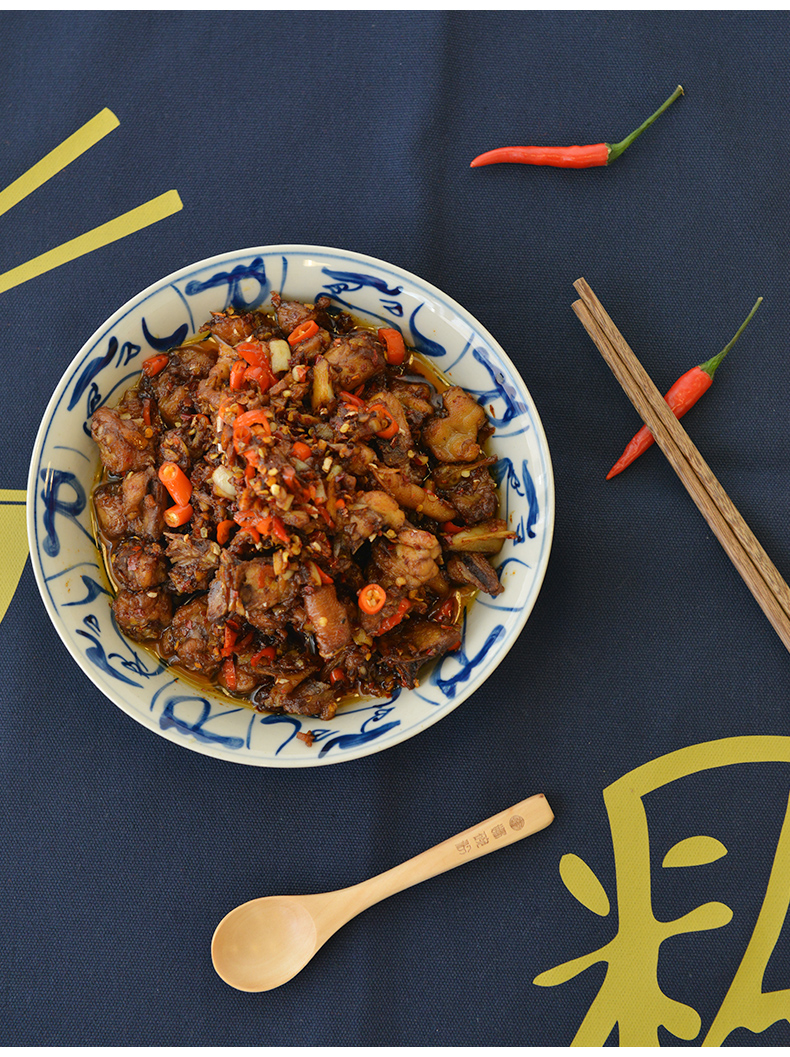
[27,246,554,767]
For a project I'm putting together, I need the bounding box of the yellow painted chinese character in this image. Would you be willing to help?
[534,736,790,1046]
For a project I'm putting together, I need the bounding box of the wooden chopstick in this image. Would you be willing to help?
[572,277,790,654]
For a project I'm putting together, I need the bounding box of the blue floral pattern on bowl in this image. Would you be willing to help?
[27,246,554,767]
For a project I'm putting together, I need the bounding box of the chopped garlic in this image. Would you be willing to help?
[269,338,291,374]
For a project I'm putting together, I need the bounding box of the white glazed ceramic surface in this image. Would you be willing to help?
[27,246,554,766]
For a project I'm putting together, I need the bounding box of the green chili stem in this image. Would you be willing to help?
[700,297,764,379]
[606,85,684,163]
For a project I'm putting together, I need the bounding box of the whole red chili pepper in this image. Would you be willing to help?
[607,297,763,479]
[470,85,683,170]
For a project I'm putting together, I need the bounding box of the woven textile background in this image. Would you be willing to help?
[3,10,790,1047]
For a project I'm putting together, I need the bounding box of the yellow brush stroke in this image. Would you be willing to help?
[704,789,790,1044]
[0,108,119,220]
[0,492,28,626]
[559,853,611,917]
[535,736,790,1046]
[663,835,728,869]
[0,189,183,295]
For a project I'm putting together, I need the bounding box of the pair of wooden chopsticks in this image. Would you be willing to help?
[572,278,790,654]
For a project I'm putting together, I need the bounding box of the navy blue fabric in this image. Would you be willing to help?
[4,9,790,1046]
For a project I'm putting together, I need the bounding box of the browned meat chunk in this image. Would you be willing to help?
[446,552,503,596]
[113,587,172,642]
[217,656,263,696]
[423,386,486,463]
[158,596,221,676]
[152,378,194,427]
[271,293,333,337]
[432,459,499,524]
[93,487,127,541]
[207,556,299,632]
[207,310,257,346]
[93,469,168,541]
[335,490,405,553]
[390,379,436,430]
[375,618,463,687]
[111,539,168,591]
[256,676,339,721]
[304,584,353,658]
[254,649,321,693]
[194,375,226,417]
[165,533,221,594]
[240,561,299,631]
[323,329,385,389]
[158,429,190,470]
[90,405,156,476]
[170,339,218,378]
[158,415,214,470]
[335,439,378,477]
[371,464,456,522]
[369,528,442,591]
[365,390,414,467]
[205,553,237,622]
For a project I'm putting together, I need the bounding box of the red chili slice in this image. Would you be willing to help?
[288,319,319,346]
[358,583,387,614]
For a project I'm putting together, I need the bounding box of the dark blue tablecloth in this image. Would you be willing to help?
[4,9,790,1047]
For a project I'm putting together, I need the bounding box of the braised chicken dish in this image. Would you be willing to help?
[90,295,514,720]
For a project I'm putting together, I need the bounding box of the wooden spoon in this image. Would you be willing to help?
[211,792,554,991]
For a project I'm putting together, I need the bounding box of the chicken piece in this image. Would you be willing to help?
[143,362,196,427]
[206,310,257,346]
[423,386,486,463]
[157,429,190,471]
[432,458,499,525]
[90,405,156,476]
[113,586,172,642]
[121,468,169,537]
[271,293,333,336]
[371,464,456,522]
[335,490,405,553]
[292,328,331,363]
[208,557,299,632]
[257,676,339,721]
[158,596,221,676]
[374,618,463,688]
[304,584,353,658]
[170,338,218,378]
[323,329,386,390]
[337,441,378,477]
[184,414,214,459]
[111,539,168,592]
[93,468,168,541]
[165,534,221,594]
[365,390,414,467]
[446,552,503,596]
[216,656,264,696]
[390,379,436,431]
[370,528,442,591]
[157,414,214,472]
[250,648,320,688]
[385,617,462,658]
[235,560,294,626]
[194,374,227,416]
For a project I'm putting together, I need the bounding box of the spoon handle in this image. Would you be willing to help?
[350,793,554,912]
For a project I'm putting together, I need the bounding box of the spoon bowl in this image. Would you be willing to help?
[211,793,554,991]
[212,896,319,992]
